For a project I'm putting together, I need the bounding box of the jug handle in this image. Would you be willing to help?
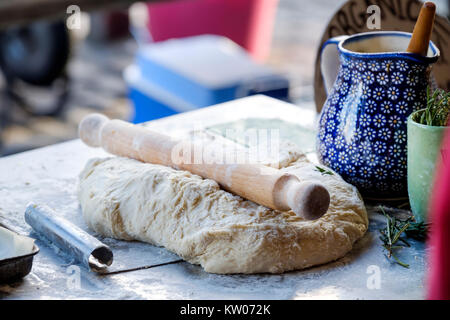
[320,35,349,95]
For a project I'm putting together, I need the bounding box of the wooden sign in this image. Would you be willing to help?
[314,0,450,112]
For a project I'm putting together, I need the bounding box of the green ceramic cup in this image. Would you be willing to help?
[407,110,448,222]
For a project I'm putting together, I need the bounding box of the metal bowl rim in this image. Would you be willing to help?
[0,244,40,265]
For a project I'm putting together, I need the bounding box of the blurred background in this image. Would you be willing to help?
[0,0,448,156]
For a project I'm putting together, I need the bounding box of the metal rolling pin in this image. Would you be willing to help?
[25,203,113,272]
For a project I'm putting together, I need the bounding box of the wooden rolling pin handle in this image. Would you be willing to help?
[79,114,330,220]
[406,1,436,56]
[78,113,108,147]
[274,174,330,220]
[79,113,177,165]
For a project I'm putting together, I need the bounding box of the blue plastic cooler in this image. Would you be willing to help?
[125,35,289,123]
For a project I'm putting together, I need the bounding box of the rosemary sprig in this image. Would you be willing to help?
[413,87,450,127]
[378,206,431,268]
[405,221,430,241]
[315,166,334,175]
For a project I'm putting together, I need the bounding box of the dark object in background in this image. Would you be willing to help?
[0,20,70,117]
[88,11,130,42]
[0,20,70,86]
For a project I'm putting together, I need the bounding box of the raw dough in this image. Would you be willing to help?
[78,153,368,274]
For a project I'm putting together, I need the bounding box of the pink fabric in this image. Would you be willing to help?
[146,0,278,61]
[427,126,450,299]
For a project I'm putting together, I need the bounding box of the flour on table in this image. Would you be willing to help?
[185,129,304,169]
[78,144,368,274]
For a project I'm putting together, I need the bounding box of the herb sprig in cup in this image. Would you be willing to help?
[412,87,450,127]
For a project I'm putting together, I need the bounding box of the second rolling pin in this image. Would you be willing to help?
[78,114,330,220]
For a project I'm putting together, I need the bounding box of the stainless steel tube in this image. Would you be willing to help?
[24,203,113,272]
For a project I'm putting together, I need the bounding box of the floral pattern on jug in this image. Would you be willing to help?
[317,32,439,197]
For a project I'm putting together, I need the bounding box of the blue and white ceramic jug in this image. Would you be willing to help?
[317,31,439,197]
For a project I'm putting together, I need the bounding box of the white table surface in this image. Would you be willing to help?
[0,95,426,300]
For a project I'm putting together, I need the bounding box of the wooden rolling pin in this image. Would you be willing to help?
[407,1,436,56]
[79,114,330,220]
